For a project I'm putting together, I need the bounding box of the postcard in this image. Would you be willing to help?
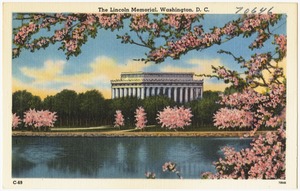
[2,1,298,189]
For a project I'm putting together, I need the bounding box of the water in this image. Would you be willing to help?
[12,137,251,179]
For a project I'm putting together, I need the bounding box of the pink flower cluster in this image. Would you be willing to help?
[148,48,169,62]
[219,88,267,110]
[202,127,285,179]
[130,14,149,30]
[145,171,156,179]
[114,110,124,128]
[162,161,177,172]
[240,18,261,32]
[53,29,68,41]
[274,34,287,56]
[240,14,277,33]
[215,84,285,133]
[134,107,147,130]
[14,22,37,45]
[64,39,78,52]
[221,22,238,36]
[157,106,193,130]
[23,109,57,130]
[162,14,197,30]
[97,14,125,29]
[214,67,239,86]
[13,13,127,58]
[12,113,21,129]
[213,108,254,129]
[147,14,281,62]
[243,53,271,78]
[149,29,221,61]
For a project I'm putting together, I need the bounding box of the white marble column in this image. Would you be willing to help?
[196,88,200,99]
[185,87,189,103]
[128,88,132,97]
[146,87,150,97]
[124,88,128,97]
[151,87,155,96]
[179,87,183,103]
[133,88,136,97]
[141,87,145,99]
[120,88,123,97]
[114,88,117,98]
[163,87,166,95]
[168,87,171,99]
[156,87,160,95]
[190,87,193,101]
[174,87,177,102]
[137,88,140,98]
[200,87,203,98]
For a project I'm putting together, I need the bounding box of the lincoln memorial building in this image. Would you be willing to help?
[111,72,203,103]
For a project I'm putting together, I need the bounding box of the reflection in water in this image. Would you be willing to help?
[12,137,251,179]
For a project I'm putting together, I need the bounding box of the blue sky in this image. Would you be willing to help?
[12,14,286,99]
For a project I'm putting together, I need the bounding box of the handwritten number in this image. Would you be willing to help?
[236,7,274,14]
[235,7,243,14]
[268,7,274,14]
[259,7,267,14]
[251,7,257,14]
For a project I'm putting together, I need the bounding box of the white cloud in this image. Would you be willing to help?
[14,57,239,99]
[15,57,149,99]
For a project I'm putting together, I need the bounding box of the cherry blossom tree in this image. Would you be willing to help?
[157,106,193,130]
[202,127,285,179]
[12,113,21,129]
[114,110,124,129]
[23,108,57,131]
[13,13,130,59]
[134,107,147,131]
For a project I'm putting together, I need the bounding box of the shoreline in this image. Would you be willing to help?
[12,131,270,137]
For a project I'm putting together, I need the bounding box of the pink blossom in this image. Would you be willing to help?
[157,106,193,130]
[12,113,21,129]
[135,107,147,130]
[274,35,287,56]
[23,109,57,130]
[202,128,286,179]
[214,108,254,129]
[64,39,78,52]
[130,14,150,30]
[14,22,37,45]
[114,110,124,128]
[162,14,197,30]
[97,14,124,29]
[53,29,68,41]
[213,67,240,86]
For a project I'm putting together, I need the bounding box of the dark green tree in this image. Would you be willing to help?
[42,95,55,111]
[187,91,221,128]
[12,90,42,117]
[79,90,105,126]
[53,89,78,127]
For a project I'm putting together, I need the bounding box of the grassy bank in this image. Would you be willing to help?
[12,129,270,137]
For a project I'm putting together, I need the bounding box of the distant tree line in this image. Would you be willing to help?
[12,89,221,128]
